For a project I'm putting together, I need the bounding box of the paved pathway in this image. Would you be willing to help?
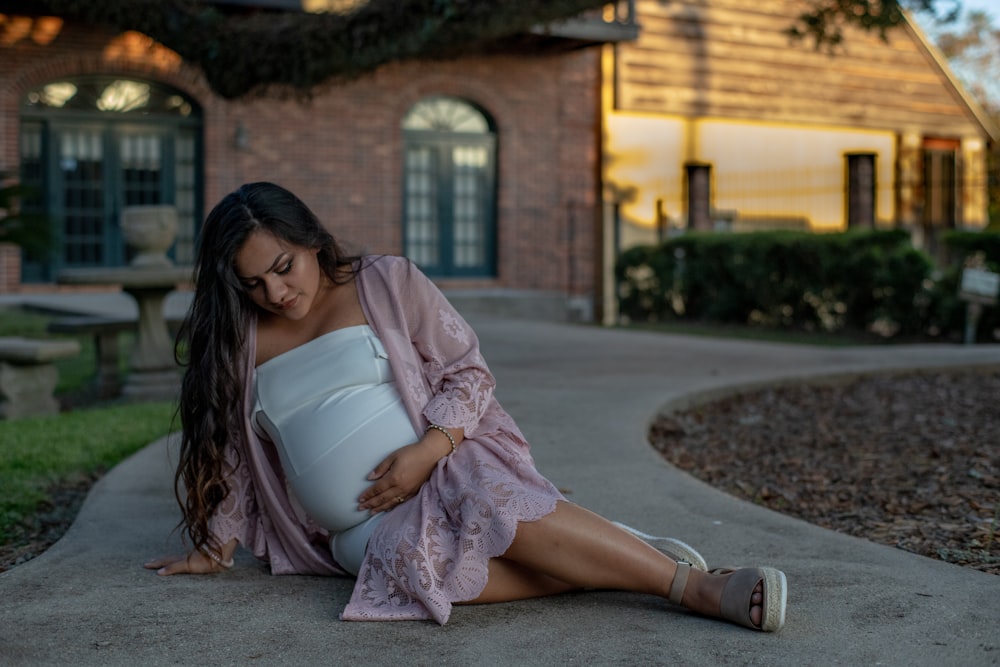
[1,303,998,666]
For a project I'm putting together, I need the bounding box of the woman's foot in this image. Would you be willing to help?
[669,563,787,632]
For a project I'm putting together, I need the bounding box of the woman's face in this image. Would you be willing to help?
[233,229,323,320]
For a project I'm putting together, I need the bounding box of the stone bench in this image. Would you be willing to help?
[0,337,81,419]
[47,316,135,399]
[46,315,185,399]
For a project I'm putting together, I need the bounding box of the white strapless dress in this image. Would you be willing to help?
[253,325,420,535]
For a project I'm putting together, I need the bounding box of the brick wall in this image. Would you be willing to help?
[0,15,601,299]
[0,243,20,292]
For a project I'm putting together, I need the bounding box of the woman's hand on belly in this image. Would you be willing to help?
[357,433,454,514]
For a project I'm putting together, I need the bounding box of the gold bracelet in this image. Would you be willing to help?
[425,424,457,454]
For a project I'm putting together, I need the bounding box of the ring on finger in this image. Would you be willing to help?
[395,496,405,504]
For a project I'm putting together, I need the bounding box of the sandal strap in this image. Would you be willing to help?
[668,561,691,605]
[719,567,761,628]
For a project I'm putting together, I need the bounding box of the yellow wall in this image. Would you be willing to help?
[605,110,898,249]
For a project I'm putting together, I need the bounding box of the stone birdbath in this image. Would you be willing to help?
[57,205,193,400]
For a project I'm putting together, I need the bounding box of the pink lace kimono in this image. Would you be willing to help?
[207,255,564,624]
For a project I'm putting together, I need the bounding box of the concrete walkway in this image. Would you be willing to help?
[1,302,999,666]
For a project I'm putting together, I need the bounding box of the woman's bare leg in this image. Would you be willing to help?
[469,501,765,625]
[466,500,666,603]
[502,501,678,596]
[463,557,578,603]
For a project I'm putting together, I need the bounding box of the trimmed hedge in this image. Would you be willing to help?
[616,229,1000,341]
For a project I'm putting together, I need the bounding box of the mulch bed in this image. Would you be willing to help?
[651,369,1000,575]
[0,475,96,573]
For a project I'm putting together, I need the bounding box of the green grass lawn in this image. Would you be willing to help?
[0,306,178,543]
[0,402,177,542]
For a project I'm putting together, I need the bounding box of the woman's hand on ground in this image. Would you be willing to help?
[143,551,222,575]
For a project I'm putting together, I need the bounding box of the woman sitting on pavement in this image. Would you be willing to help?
[145,181,787,631]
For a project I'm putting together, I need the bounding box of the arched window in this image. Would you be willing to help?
[402,96,497,277]
[19,75,202,279]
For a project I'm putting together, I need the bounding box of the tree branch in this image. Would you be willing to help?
[38,0,610,98]
[786,0,958,50]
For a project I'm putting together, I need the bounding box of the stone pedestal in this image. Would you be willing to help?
[0,337,81,419]
[57,204,190,402]
[57,266,191,401]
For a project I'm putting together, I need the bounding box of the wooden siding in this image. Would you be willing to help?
[616,0,985,138]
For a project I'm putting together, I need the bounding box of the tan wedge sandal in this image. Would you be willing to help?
[669,562,787,632]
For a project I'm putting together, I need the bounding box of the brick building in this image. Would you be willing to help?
[1,3,637,320]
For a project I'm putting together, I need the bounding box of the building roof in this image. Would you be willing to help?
[902,11,999,143]
[614,0,997,142]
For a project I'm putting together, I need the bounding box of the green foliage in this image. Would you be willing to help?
[0,402,177,542]
[933,7,1000,114]
[942,230,1000,266]
[925,231,1000,342]
[39,0,938,100]
[616,230,937,338]
[41,0,610,99]
[787,0,956,49]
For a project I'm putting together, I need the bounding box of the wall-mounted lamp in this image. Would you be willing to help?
[234,122,249,151]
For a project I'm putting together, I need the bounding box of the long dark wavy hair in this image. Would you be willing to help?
[174,181,361,556]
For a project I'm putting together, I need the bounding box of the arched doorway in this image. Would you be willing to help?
[402,96,497,277]
[19,75,202,281]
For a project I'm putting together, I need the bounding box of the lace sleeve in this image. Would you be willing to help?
[207,437,259,548]
[419,307,494,435]
[396,262,496,437]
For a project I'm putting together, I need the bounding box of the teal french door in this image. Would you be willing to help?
[45,123,170,271]
[402,96,498,278]
[403,137,497,277]
[19,76,201,282]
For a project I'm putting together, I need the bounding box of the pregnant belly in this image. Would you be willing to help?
[279,391,420,533]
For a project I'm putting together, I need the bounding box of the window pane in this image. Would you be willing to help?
[19,124,44,209]
[404,147,438,267]
[60,128,105,265]
[452,145,486,268]
[402,97,488,133]
[402,96,495,277]
[24,77,197,117]
[121,133,163,207]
